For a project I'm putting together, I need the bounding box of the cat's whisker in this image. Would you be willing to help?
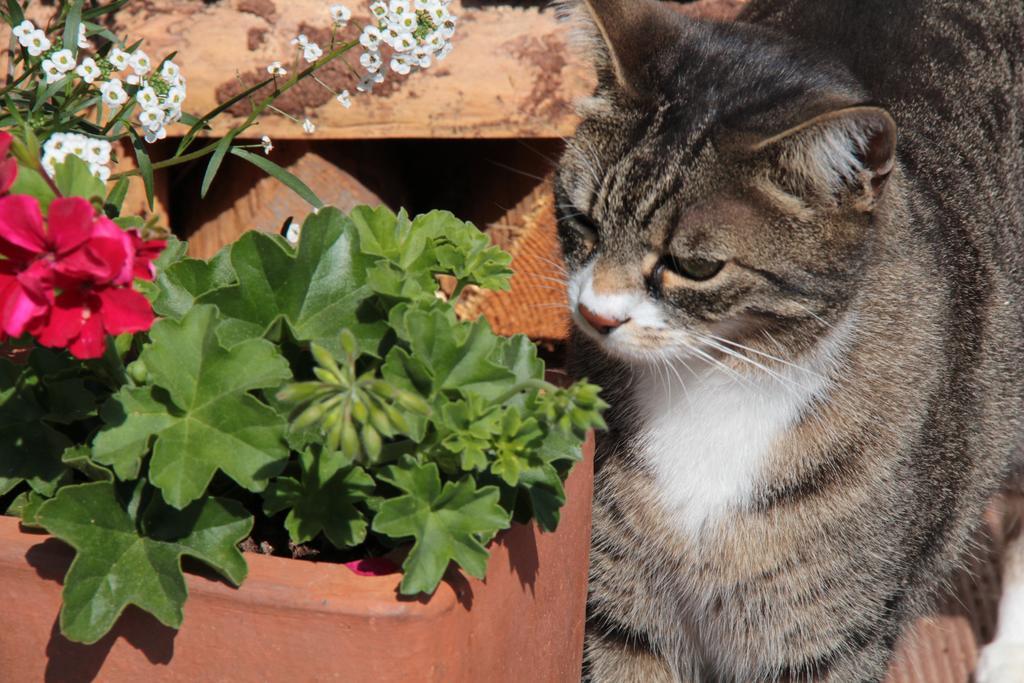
[486,159,548,183]
[679,339,752,389]
[705,333,824,381]
[515,139,560,166]
[696,335,806,397]
[533,254,570,275]
[790,301,832,328]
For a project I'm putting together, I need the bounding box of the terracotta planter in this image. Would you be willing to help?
[0,433,594,682]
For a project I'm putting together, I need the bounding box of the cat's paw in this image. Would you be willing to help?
[976,640,1024,683]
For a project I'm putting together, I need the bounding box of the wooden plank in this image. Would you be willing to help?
[108,0,746,140]
[178,143,384,259]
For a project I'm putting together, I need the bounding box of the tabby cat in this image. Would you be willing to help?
[553,0,1024,680]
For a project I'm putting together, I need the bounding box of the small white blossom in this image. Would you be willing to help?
[138,106,165,131]
[302,118,316,135]
[91,164,112,182]
[267,61,288,76]
[291,34,310,48]
[108,48,131,71]
[392,32,416,53]
[164,86,186,111]
[100,78,128,106]
[130,50,152,76]
[369,1,388,18]
[302,42,323,63]
[42,60,64,84]
[13,20,35,41]
[356,74,376,93]
[395,14,417,33]
[260,135,273,155]
[336,90,352,108]
[389,56,412,76]
[285,222,302,244]
[160,60,181,82]
[86,138,112,165]
[389,0,412,17]
[25,30,51,57]
[144,127,168,144]
[330,4,351,26]
[77,25,90,49]
[359,50,382,73]
[136,85,160,108]
[50,49,76,73]
[75,57,101,83]
[359,26,382,50]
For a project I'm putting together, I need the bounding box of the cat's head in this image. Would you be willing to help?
[555,0,897,364]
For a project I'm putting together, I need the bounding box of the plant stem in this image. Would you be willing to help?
[108,39,359,181]
[493,379,555,405]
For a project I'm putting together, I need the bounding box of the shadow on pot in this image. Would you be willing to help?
[24,539,179,683]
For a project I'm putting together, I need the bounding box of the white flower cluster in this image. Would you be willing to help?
[357,0,455,90]
[42,133,113,182]
[132,58,187,143]
[262,1,458,137]
[14,19,186,145]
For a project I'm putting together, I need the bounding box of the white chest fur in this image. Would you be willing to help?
[634,347,834,536]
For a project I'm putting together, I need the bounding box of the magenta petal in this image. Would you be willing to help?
[0,158,17,195]
[48,197,96,255]
[0,275,49,338]
[96,286,155,335]
[68,312,107,359]
[35,292,84,348]
[0,131,11,159]
[343,557,400,577]
[0,195,46,256]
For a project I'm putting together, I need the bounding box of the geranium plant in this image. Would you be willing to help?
[0,0,605,649]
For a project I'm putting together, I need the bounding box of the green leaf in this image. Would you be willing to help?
[383,310,515,401]
[104,177,130,216]
[128,129,155,209]
[53,154,105,201]
[198,208,383,355]
[0,360,70,495]
[81,0,129,21]
[200,132,237,199]
[263,449,373,548]
[373,459,509,595]
[6,0,25,24]
[35,482,252,644]
[62,0,85,59]
[517,463,567,532]
[149,249,236,319]
[92,306,291,508]
[437,396,502,473]
[230,148,323,209]
[9,166,56,213]
[62,445,114,482]
[350,206,428,270]
[415,211,513,292]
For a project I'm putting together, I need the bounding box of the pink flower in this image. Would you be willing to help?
[0,195,92,264]
[0,131,17,195]
[0,193,165,358]
[35,286,155,359]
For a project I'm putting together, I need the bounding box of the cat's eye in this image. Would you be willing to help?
[570,214,599,244]
[659,255,726,282]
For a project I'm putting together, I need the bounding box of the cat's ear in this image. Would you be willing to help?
[755,106,897,210]
[564,0,684,98]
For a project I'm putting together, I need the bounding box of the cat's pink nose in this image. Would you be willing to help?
[578,303,628,335]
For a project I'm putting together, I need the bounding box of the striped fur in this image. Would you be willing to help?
[555,1,1024,680]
